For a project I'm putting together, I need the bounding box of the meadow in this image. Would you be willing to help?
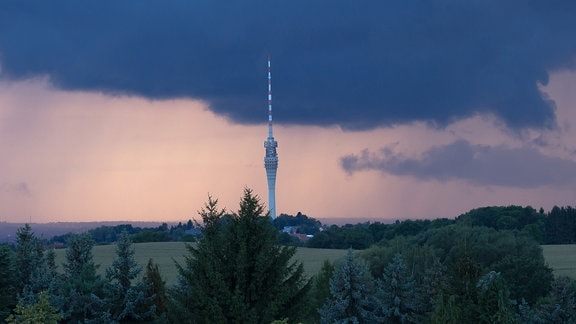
[53,242,348,285]
[541,244,576,278]
[53,242,576,286]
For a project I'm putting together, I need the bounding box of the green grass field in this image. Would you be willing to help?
[54,243,348,285]
[542,244,576,278]
[53,243,576,286]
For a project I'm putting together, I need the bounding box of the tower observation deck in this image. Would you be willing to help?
[264,56,278,219]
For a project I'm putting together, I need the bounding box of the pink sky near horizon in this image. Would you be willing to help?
[1,71,576,224]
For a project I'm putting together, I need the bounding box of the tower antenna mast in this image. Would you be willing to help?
[264,55,279,219]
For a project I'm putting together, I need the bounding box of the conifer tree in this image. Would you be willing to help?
[14,224,44,293]
[0,245,16,320]
[172,189,311,323]
[310,260,335,322]
[105,230,154,322]
[375,253,417,323]
[319,249,378,323]
[19,247,61,309]
[59,233,109,322]
[142,258,168,321]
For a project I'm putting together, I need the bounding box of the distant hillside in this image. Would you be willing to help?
[0,221,164,243]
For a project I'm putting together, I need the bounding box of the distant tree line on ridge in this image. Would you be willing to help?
[46,205,576,250]
[306,205,576,249]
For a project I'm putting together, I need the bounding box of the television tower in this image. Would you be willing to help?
[264,55,278,219]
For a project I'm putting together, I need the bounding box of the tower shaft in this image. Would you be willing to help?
[264,55,278,219]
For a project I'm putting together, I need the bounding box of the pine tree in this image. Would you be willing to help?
[310,260,335,322]
[58,233,109,322]
[172,190,311,323]
[14,224,44,293]
[105,230,154,322]
[0,245,16,320]
[142,258,168,321]
[375,253,417,323]
[17,247,62,312]
[319,249,378,323]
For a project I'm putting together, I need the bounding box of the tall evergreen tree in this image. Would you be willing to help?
[310,260,335,322]
[19,247,61,309]
[0,245,16,320]
[375,253,417,323]
[105,230,154,322]
[142,258,168,322]
[172,190,311,323]
[58,233,109,322]
[319,249,378,323]
[14,224,44,294]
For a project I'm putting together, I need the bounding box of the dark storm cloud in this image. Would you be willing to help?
[1,1,575,130]
[341,140,576,187]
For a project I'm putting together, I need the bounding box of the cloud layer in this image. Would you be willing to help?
[1,1,575,130]
[341,140,576,187]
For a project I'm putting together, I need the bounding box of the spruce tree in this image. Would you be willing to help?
[310,260,335,322]
[142,258,168,321]
[375,253,417,323]
[0,245,16,320]
[105,230,154,322]
[14,224,44,293]
[172,189,311,323]
[59,233,109,322]
[319,248,378,323]
[18,247,61,310]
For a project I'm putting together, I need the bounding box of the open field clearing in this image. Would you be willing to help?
[53,242,575,286]
[542,244,576,278]
[54,242,348,285]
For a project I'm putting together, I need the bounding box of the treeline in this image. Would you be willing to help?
[43,205,576,250]
[1,193,576,322]
[305,205,576,249]
[49,220,201,246]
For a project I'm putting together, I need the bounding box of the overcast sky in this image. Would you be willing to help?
[1,1,576,223]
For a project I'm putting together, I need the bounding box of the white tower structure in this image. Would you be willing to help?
[264,55,278,219]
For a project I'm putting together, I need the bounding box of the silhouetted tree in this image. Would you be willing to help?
[14,224,43,293]
[105,230,154,322]
[58,233,109,322]
[172,190,311,323]
[309,260,335,322]
[0,245,16,319]
[142,258,168,321]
